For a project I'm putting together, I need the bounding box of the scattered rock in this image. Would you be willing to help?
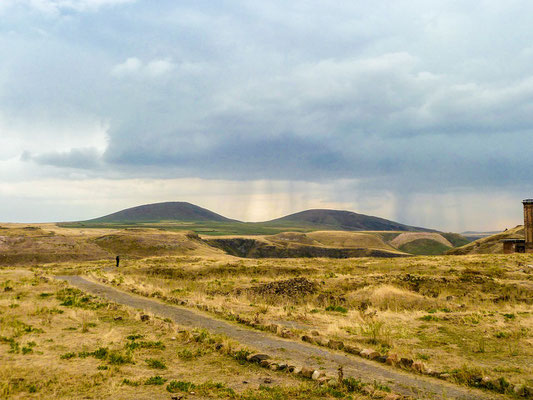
[263,377,272,384]
[249,277,317,298]
[327,340,344,350]
[311,370,324,380]
[399,357,413,369]
[269,363,278,371]
[438,373,451,379]
[360,348,380,360]
[311,330,320,336]
[386,353,399,366]
[140,314,150,322]
[376,355,388,363]
[317,376,329,385]
[292,366,302,375]
[300,367,315,379]
[113,316,123,321]
[301,335,315,344]
[260,360,271,368]
[344,345,361,355]
[247,353,270,363]
[412,361,426,373]
[277,363,287,371]
[327,378,339,387]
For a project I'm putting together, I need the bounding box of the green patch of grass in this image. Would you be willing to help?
[145,358,166,369]
[420,315,439,322]
[56,288,106,310]
[108,350,133,365]
[122,378,141,387]
[60,352,76,360]
[126,333,144,340]
[325,305,348,314]
[144,376,167,385]
[342,377,366,392]
[399,239,451,255]
[167,380,196,393]
[126,340,165,351]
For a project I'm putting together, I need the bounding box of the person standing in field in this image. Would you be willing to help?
[116,255,120,268]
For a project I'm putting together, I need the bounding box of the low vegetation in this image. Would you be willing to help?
[1,223,532,399]
[0,268,375,399]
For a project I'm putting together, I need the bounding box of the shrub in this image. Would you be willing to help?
[122,379,140,387]
[126,340,165,351]
[233,349,250,364]
[343,377,365,392]
[146,358,166,369]
[108,350,133,365]
[60,352,76,360]
[325,305,348,314]
[167,380,196,393]
[145,376,167,385]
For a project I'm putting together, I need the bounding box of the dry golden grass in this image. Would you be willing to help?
[94,253,533,392]
[0,269,371,399]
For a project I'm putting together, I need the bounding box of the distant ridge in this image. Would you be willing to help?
[88,202,237,223]
[266,209,434,232]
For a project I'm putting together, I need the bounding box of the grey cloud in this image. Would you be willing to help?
[26,148,103,169]
[5,0,533,196]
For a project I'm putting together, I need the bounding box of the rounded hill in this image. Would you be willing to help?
[267,209,433,232]
[88,202,236,223]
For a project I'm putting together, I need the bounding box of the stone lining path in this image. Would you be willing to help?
[56,275,504,400]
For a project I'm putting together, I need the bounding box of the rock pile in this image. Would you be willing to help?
[249,277,317,298]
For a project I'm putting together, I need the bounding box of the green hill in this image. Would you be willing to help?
[266,209,434,232]
[446,226,523,255]
[87,202,237,223]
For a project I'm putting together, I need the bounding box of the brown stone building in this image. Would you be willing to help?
[524,199,533,253]
[500,199,533,253]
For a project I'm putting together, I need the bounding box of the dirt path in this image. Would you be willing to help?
[56,275,503,400]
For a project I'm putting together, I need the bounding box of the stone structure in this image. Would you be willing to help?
[501,238,525,254]
[524,199,533,253]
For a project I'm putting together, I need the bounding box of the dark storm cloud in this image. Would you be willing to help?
[4,0,533,193]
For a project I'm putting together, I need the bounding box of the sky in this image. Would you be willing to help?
[1,0,532,231]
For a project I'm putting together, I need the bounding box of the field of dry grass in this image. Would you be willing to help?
[91,253,533,396]
[1,224,532,399]
[0,268,375,399]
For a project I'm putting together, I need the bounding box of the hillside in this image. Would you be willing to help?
[266,209,434,232]
[446,226,523,255]
[203,230,469,258]
[61,202,441,236]
[0,224,225,265]
[86,202,237,223]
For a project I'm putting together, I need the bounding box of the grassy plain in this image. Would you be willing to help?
[0,269,370,399]
[91,253,533,394]
[1,224,532,399]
